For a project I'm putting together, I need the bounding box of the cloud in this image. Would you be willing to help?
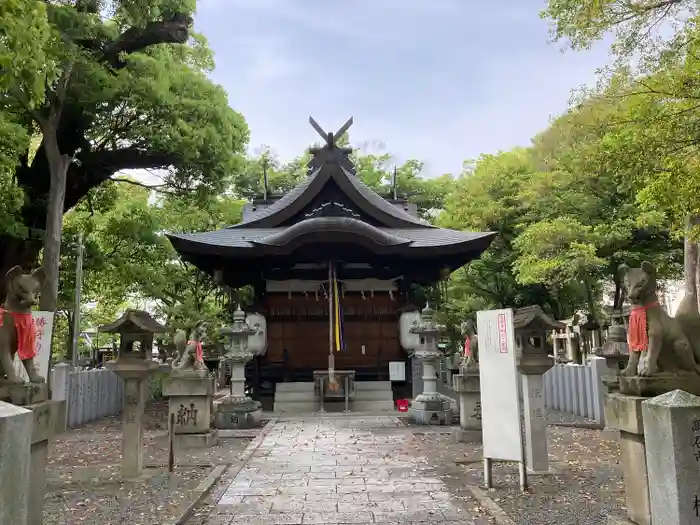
[194,0,612,177]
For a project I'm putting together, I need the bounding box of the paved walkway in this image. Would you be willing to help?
[209,416,492,524]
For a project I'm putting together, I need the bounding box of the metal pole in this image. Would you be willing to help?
[71,232,84,368]
[328,261,334,384]
[319,376,325,413]
[343,376,350,413]
[483,458,492,489]
[168,412,175,472]
[518,460,528,492]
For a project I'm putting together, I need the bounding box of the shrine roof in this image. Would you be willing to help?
[231,163,430,229]
[169,222,495,252]
[166,117,497,284]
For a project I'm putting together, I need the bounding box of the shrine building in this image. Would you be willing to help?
[168,118,495,410]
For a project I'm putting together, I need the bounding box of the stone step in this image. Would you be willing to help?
[274,391,316,402]
[352,390,394,401]
[354,381,393,391]
[273,401,319,413]
[275,382,315,393]
[351,401,396,412]
[273,399,397,414]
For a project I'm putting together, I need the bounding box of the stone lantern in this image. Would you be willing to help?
[513,305,564,474]
[409,304,450,425]
[214,306,262,429]
[100,310,167,477]
[596,322,629,390]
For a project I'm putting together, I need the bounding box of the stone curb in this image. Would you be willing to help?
[548,420,604,429]
[467,485,517,525]
[173,417,279,525]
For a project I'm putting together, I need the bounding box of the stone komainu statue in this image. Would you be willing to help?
[620,261,700,378]
[459,319,478,371]
[172,321,208,372]
[0,266,46,383]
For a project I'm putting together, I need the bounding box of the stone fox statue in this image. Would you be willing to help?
[172,321,207,371]
[620,261,700,377]
[0,266,46,383]
[459,319,478,370]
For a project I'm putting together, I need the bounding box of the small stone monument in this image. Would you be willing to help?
[0,401,32,525]
[0,380,62,525]
[409,304,450,425]
[452,319,481,442]
[163,322,216,449]
[605,393,651,525]
[513,305,564,474]
[214,306,262,429]
[643,390,700,525]
[100,310,166,478]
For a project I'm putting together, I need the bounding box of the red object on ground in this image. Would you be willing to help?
[396,399,409,412]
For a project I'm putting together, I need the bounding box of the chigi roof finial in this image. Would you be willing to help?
[309,116,353,148]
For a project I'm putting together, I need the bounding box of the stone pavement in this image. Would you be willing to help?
[208,416,493,524]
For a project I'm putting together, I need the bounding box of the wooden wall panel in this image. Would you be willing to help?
[263,292,404,370]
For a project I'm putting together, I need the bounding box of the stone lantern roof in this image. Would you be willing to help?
[99,309,169,334]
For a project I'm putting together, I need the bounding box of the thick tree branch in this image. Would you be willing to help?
[60,148,178,211]
[102,14,193,68]
[110,177,172,192]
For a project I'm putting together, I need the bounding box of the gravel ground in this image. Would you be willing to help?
[412,425,625,525]
[45,401,258,524]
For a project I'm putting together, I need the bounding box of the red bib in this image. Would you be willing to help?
[628,302,659,352]
[0,307,37,360]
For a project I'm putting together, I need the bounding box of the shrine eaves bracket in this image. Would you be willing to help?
[309,116,353,148]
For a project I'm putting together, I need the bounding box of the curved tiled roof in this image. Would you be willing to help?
[229,161,431,229]
[168,226,494,250]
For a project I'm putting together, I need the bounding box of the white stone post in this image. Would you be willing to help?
[589,356,608,427]
[51,362,70,433]
[0,401,32,525]
[643,390,700,525]
[522,373,548,473]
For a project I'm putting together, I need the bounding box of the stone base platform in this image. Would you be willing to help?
[10,383,48,405]
[451,428,482,443]
[620,372,700,397]
[214,399,263,429]
[409,399,451,425]
[174,430,218,450]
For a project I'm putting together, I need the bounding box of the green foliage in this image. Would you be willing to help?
[56,179,246,357]
[0,0,250,311]
[0,0,54,107]
[541,0,696,63]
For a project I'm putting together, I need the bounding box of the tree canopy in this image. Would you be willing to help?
[0,0,249,307]
[5,0,698,359]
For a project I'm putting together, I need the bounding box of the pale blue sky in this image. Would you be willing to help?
[194,0,611,177]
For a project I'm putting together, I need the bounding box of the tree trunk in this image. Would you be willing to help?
[65,310,75,362]
[685,216,700,310]
[39,128,71,312]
